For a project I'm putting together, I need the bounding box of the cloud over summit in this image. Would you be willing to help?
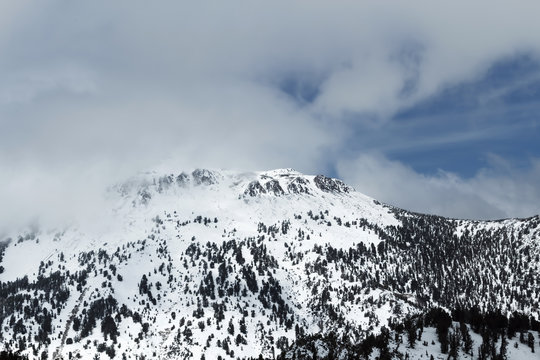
[1,1,540,227]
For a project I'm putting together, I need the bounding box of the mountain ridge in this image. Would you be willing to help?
[0,168,538,359]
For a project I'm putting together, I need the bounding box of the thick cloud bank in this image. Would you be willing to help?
[1,1,540,228]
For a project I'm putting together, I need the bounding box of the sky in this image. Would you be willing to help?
[1,1,540,228]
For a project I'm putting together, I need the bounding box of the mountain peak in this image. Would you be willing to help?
[116,168,357,206]
[259,168,301,177]
[0,167,539,360]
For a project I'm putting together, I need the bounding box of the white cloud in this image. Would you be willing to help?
[1,1,540,227]
[0,65,97,104]
[337,153,540,220]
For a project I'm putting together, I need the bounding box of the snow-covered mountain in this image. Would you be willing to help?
[0,168,539,359]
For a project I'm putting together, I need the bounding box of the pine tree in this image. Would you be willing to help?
[448,325,461,360]
[460,322,473,355]
[499,334,508,360]
[377,327,392,360]
[139,274,149,295]
[527,332,535,353]
[240,316,247,334]
[101,315,118,342]
[405,318,417,348]
[478,329,492,360]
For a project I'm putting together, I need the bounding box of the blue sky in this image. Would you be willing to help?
[362,54,540,176]
[273,49,540,219]
[275,53,540,178]
[1,1,540,226]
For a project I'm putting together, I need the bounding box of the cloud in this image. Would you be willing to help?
[1,1,540,228]
[337,153,540,220]
[0,64,96,105]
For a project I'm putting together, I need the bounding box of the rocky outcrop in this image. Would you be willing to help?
[287,177,311,194]
[176,172,190,187]
[244,180,267,197]
[265,179,285,196]
[314,175,351,193]
[192,169,218,186]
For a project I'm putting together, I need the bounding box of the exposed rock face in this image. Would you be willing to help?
[265,179,285,196]
[176,172,190,187]
[287,177,311,194]
[137,187,152,204]
[192,169,217,185]
[157,175,174,193]
[314,175,351,193]
[244,179,286,197]
[244,180,266,197]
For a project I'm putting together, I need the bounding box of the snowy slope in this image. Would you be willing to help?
[0,168,538,359]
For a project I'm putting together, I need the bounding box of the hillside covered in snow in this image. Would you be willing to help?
[0,168,539,359]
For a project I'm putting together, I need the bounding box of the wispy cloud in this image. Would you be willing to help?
[377,120,536,154]
[337,152,540,220]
